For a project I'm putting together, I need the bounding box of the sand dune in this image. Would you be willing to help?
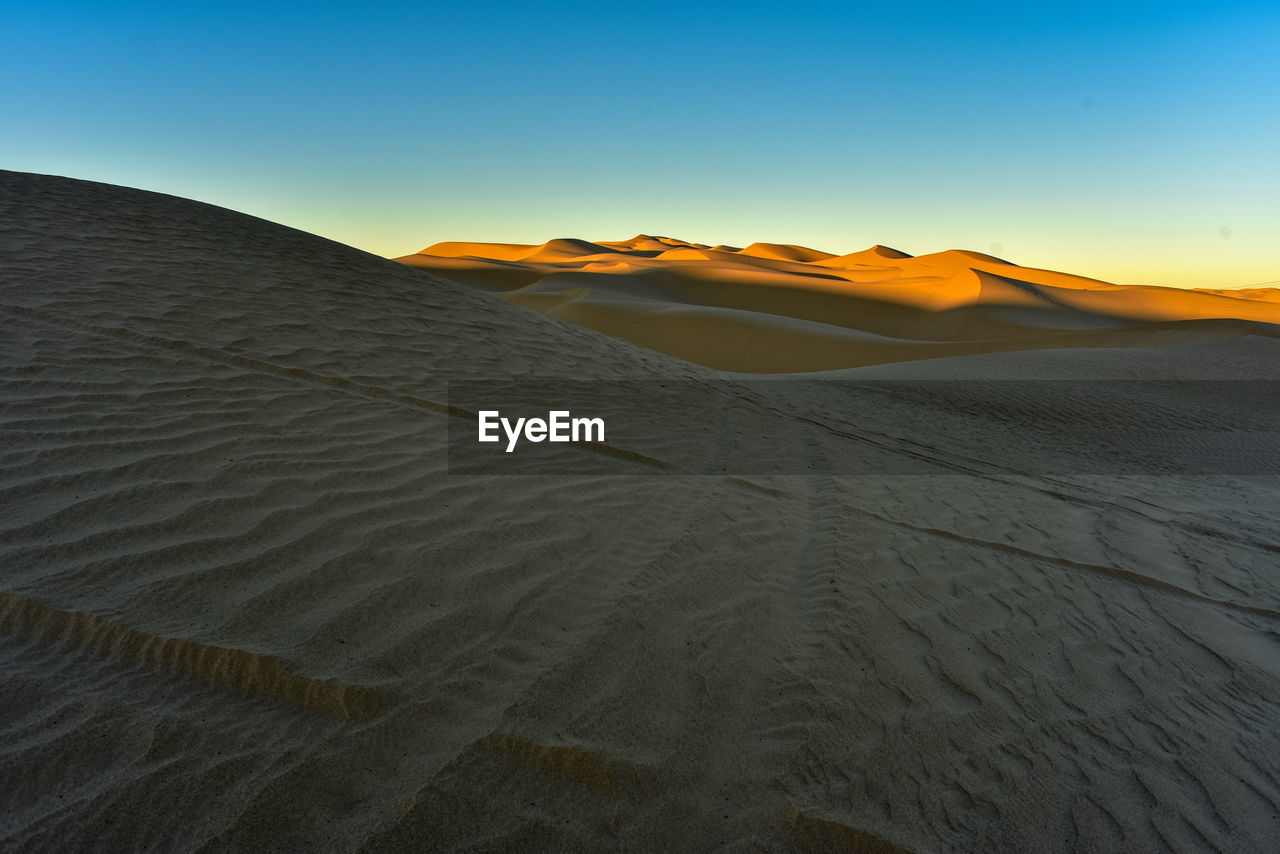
[739,242,838,263]
[3,170,1280,852]
[400,236,1280,372]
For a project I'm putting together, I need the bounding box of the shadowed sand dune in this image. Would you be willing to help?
[399,237,1280,372]
[3,170,1280,851]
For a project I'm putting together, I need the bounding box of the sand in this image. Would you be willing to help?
[2,170,1279,851]
[399,236,1280,373]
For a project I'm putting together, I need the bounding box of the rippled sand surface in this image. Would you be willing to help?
[2,171,1279,851]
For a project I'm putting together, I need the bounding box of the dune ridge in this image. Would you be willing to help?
[0,591,386,720]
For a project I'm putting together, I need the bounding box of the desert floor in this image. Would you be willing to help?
[2,170,1278,852]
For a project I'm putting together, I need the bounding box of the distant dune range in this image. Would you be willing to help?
[3,171,1280,852]
[398,236,1280,372]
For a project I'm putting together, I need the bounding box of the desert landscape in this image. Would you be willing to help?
[400,235,1280,373]
[1,169,1278,851]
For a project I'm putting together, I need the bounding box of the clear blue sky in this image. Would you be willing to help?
[3,1,1277,287]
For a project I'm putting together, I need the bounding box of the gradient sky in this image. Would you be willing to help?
[3,1,1277,287]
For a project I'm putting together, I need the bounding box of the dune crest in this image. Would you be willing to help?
[817,244,915,267]
[738,242,838,263]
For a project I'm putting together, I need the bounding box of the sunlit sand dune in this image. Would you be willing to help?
[399,236,1280,372]
[3,171,1280,852]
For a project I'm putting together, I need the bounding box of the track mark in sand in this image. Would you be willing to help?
[786,803,916,853]
[1179,521,1280,555]
[792,424,845,614]
[845,507,1280,620]
[0,303,666,471]
[0,590,387,720]
[476,732,645,792]
[734,423,854,813]
[792,402,1280,562]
